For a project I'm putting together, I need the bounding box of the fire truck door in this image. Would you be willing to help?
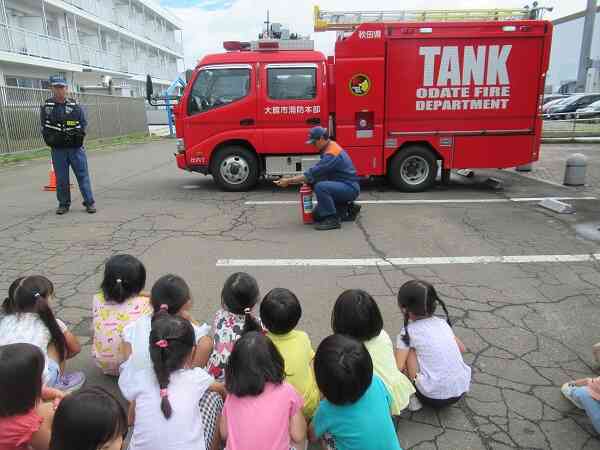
[258,63,327,154]
[183,64,258,160]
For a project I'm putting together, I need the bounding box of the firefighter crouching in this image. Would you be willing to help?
[41,76,96,215]
[274,127,361,230]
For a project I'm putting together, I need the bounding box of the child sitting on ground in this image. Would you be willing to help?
[120,274,212,373]
[120,312,223,450]
[561,377,600,433]
[49,387,128,450]
[0,343,62,450]
[207,272,262,381]
[92,254,152,376]
[119,274,220,448]
[260,288,320,418]
[0,276,84,392]
[395,280,470,409]
[331,289,415,414]
[310,334,402,450]
[220,331,306,449]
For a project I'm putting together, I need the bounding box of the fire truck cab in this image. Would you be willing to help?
[162,7,553,192]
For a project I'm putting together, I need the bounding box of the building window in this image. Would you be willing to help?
[188,68,250,115]
[5,76,52,89]
[267,67,316,100]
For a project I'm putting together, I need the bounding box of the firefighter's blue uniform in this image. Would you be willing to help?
[41,76,94,211]
[304,136,360,221]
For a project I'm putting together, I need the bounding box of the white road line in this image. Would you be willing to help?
[245,197,596,206]
[216,254,600,267]
[511,171,571,189]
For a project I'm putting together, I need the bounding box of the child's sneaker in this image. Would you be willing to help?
[55,371,86,393]
[408,394,423,411]
[561,382,584,409]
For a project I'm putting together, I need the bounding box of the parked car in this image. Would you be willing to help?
[542,97,570,114]
[543,94,567,105]
[545,93,600,119]
[576,99,600,120]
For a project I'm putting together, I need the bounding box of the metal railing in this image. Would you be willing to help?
[64,0,184,55]
[542,113,600,139]
[0,87,148,154]
[63,0,115,23]
[0,24,178,80]
[0,24,71,64]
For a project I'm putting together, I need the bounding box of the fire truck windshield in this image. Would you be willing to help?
[188,68,250,114]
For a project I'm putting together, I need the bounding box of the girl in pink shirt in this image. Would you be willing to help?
[220,331,306,450]
[92,254,152,375]
[0,343,61,450]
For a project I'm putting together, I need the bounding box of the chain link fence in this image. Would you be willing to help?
[0,86,148,154]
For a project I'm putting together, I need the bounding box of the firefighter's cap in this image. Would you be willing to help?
[306,126,329,144]
[49,75,67,87]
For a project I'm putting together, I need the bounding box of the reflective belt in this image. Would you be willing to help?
[43,123,62,131]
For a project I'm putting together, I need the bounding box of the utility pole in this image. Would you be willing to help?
[576,0,598,92]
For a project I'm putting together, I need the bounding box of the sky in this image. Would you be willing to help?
[156,0,590,70]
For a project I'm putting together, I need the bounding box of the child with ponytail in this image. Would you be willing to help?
[92,254,152,375]
[207,272,262,381]
[119,313,222,450]
[395,280,471,409]
[0,276,84,392]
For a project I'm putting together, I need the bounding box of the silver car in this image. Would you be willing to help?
[576,99,600,120]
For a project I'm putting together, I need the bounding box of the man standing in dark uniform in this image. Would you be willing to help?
[274,127,361,230]
[41,76,96,215]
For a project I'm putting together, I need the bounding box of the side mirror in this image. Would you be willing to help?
[185,69,193,84]
[146,74,153,102]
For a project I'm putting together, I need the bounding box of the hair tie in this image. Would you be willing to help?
[243,307,251,314]
[155,339,169,348]
[33,292,41,299]
[159,304,169,311]
[116,278,122,284]
[159,389,168,398]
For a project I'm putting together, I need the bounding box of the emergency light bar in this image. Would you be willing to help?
[250,39,315,51]
[223,41,251,51]
[313,5,546,32]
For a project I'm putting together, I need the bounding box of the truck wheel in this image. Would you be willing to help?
[211,146,259,191]
[388,146,438,192]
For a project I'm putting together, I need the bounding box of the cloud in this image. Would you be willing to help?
[163,0,585,70]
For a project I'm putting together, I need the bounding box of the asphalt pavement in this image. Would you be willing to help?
[1,141,599,450]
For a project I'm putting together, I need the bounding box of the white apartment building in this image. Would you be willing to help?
[0,0,183,96]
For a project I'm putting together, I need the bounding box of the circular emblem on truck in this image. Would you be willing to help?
[349,74,371,96]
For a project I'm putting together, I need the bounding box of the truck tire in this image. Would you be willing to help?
[388,146,438,192]
[211,146,259,191]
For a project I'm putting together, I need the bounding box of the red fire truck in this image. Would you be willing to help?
[148,7,553,192]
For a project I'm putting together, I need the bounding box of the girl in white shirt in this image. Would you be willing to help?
[395,280,471,409]
[120,312,224,450]
[0,276,84,392]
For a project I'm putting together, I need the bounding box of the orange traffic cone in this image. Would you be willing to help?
[43,160,56,191]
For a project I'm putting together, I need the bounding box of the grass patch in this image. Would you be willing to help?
[0,132,164,166]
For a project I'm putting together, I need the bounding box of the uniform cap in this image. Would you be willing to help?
[49,76,67,87]
[306,126,329,144]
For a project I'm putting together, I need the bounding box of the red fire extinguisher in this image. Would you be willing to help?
[300,183,314,224]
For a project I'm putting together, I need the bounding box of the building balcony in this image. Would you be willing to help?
[0,24,72,65]
[63,0,116,24]
[61,0,183,55]
[0,23,175,80]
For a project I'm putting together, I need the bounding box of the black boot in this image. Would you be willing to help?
[315,216,341,231]
[56,206,69,215]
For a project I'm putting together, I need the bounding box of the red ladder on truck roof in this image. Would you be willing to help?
[313,5,551,31]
